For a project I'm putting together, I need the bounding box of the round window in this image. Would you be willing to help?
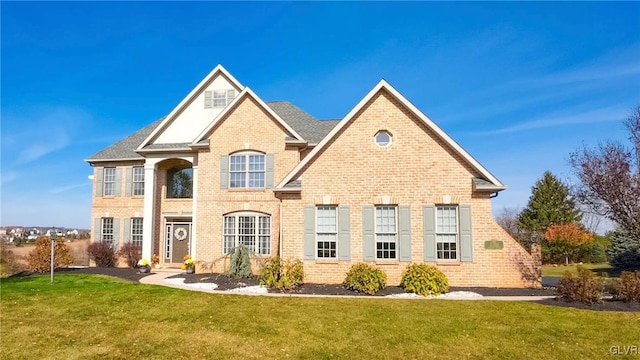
[375,131,392,147]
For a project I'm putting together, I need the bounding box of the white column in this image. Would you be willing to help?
[142,160,158,262]
[191,163,198,260]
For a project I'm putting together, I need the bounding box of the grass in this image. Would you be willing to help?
[542,263,613,277]
[1,274,639,360]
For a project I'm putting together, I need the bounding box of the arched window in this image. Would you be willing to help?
[229,151,265,188]
[167,167,193,198]
[223,212,270,255]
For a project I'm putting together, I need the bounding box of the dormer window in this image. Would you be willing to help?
[205,89,236,109]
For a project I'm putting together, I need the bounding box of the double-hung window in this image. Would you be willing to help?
[436,206,458,260]
[316,206,337,258]
[213,89,236,108]
[103,167,116,196]
[229,152,265,188]
[131,218,143,247]
[223,213,270,255]
[375,206,397,259]
[133,167,144,196]
[102,217,114,246]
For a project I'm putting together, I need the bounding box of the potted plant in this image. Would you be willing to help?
[137,258,151,273]
[152,253,160,269]
[182,255,195,274]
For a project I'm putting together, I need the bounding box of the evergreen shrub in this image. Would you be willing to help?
[400,263,449,296]
[260,256,304,290]
[343,263,387,295]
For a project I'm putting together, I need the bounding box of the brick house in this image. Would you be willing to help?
[86,65,540,288]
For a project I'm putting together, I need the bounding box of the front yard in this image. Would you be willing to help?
[1,273,638,359]
[542,263,613,278]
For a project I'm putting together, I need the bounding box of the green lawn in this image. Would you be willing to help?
[1,274,638,360]
[542,263,613,277]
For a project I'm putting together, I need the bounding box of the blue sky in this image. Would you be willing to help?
[1,2,639,230]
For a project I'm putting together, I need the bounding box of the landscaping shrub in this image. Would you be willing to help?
[343,263,387,295]
[226,245,253,278]
[556,265,604,304]
[117,243,142,268]
[400,263,449,296]
[611,271,640,302]
[260,256,304,290]
[27,236,74,273]
[87,241,117,267]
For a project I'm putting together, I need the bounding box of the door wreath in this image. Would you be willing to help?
[174,227,188,241]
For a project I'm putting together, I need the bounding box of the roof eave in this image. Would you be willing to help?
[136,147,194,154]
[273,187,302,193]
[85,157,144,164]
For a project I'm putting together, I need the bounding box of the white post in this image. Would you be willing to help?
[142,161,157,263]
[50,228,56,284]
[191,163,198,260]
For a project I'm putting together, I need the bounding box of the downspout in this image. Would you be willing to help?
[490,192,499,199]
[279,197,283,258]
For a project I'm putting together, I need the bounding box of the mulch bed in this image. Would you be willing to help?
[9,268,639,312]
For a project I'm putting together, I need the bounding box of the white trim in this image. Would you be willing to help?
[137,65,244,151]
[276,79,506,189]
[191,87,304,145]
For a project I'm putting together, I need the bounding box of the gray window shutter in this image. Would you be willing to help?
[423,206,436,262]
[94,218,102,242]
[125,168,132,197]
[459,205,473,262]
[338,206,351,261]
[96,168,104,197]
[399,206,411,262]
[220,155,229,189]
[304,206,315,260]
[204,90,212,108]
[113,219,120,250]
[114,168,122,196]
[362,206,375,261]
[265,154,274,188]
[123,218,131,243]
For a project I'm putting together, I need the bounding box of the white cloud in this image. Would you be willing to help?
[49,182,91,194]
[3,106,93,164]
[0,171,18,185]
[474,105,628,136]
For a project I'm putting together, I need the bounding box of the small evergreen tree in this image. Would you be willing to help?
[608,230,640,269]
[226,245,253,278]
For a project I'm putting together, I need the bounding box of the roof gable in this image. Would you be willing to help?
[137,65,244,150]
[276,80,506,190]
[191,87,305,145]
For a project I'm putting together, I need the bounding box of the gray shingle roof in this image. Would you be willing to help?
[86,118,164,162]
[266,101,339,144]
[86,101,340,162]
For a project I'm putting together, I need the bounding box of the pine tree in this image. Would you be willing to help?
[518,171,582,239]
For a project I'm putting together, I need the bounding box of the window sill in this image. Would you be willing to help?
[227,188,269,193]
[374,260,400,266]
[315,259,340,264]
[435,261,462,266]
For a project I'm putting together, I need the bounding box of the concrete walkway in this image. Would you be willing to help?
[139,270,556,301]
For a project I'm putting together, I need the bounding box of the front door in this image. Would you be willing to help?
[165,221,191,264]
